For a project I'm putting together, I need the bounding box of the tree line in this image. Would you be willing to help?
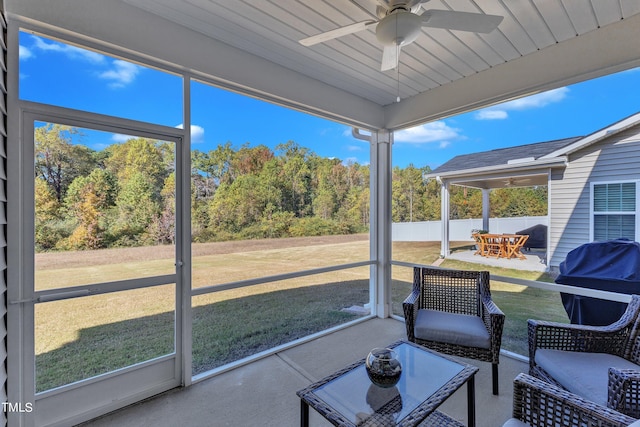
[34,124,547,252]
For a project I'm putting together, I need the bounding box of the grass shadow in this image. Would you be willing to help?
[36,279,369,392]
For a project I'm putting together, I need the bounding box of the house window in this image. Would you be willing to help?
[592,182,637,241]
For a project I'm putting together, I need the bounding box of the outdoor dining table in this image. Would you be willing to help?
[473,233,529,260]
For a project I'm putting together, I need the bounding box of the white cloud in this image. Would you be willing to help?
[29,36,141,88]
[504,87,569,109]
[19,45,33,60]
[190,125,205,143]
[32,36,105,64]
[475,110,508,120]
[347,145,364,152]
[394,121,461,144]
[176,124,205,143]
[99,60,141,89]
[112,133,134,142]
[475,87,569,120]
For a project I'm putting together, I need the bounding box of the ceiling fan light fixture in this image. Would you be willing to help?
[375,11,422,46]
[299,3,504,73]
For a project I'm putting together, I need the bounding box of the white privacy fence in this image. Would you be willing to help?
[392,216,549,241]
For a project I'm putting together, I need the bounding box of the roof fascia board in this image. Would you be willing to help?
[383,13,640,131]
[425,157,567,180]
[539,112,640,159]
[8,0,385,130]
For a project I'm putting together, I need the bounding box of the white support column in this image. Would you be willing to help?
[482,189,490,231]
[439,178,450,258]
[546,169,552,268]
[180,74,192,387]
[366,129,392,318]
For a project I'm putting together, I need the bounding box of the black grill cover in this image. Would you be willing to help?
[515,224,547,250]
[556,239,640,326]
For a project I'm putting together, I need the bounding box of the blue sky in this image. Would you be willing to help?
[18,32,640,170]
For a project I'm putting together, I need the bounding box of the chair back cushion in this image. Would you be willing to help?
[417,268,487,316]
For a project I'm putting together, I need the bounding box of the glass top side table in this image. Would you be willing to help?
[297,340,478,427]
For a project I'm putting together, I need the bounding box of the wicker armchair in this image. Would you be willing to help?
[402,267,505,395]
[503,373,637,427]
[528,294,640,418]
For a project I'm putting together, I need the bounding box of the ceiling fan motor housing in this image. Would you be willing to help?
[375,10,423,46]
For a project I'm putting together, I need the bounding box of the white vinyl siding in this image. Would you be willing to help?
[548,128,640,268]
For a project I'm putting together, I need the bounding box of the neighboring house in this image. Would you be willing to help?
[425,112,640,271]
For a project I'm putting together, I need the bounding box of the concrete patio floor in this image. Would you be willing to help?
[446,247,548,272]
[81,317,527,426]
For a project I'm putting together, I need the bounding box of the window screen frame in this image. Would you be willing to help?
[590,180,640,242]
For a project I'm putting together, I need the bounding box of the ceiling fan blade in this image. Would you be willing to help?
[422,10,503,33]
[381,44,400,71]
[299,20,377,46]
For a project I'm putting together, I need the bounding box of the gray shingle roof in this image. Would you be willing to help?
[431,136,583,174]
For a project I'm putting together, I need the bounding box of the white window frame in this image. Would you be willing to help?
[589,179,640,242]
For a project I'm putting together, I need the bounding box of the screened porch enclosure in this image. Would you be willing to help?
[5,1,640,426]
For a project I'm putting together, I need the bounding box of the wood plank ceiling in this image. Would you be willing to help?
[122,0,640,107]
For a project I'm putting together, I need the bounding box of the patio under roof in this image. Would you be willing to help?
[5,1,640,426]
[421,111,640,259]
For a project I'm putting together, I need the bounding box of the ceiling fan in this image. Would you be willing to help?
[299,0,503,71]
[504,177,533,187]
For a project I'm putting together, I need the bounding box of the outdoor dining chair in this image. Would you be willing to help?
[403,267,505,395]
[529,294,640,418]
[503,373,638,427]
[472,232,488,256]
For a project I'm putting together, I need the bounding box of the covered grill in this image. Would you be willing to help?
[556,239,640,326]
[515,224,547,250]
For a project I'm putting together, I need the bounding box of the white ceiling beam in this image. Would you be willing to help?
[10,0,640,132]
[384,13,640,130]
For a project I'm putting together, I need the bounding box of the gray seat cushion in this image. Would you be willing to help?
[414,309,490,349]
[501,419,528,427]
[535,349,639,406]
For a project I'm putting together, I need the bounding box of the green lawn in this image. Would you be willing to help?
[35,238,568,391]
